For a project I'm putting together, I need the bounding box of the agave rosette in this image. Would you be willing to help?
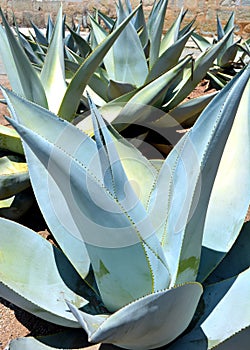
[192,12,249,89]
[0,4,142,218]
[0,62,249,349]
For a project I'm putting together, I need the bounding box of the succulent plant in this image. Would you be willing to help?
[68,0,233,129]
[0,5,142,119]
[192,12,250,89]
[0,61,249,349]
[0,124,34,219]
[2,1,234,129]
[0,4,140,217]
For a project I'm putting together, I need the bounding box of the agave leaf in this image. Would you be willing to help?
[68,282,202,350]
[218,42,239,67]
[191,32,211,52]
[9,338,55,350]
[0,218,88,327]
[114,56,192,128]
[17,31,43,66]
[84,63,184,132]
[148,0,169,68]
[66,25,92,58]
[202,221,250,285]
[113,0,148,86]
[223,12,235,39]
[123,0,133,15]
[2,87,93,280]
[178,17,196,38]
[0,124,24,155]
[97,9,116,31]
[87,96,171,307]
[147,28,194,82]
[88,71,109,102]
[64,31,77,53]
[211,327,250,350]
[58,5,141,121]
[164,28,235,111]
[169,268,250,349]
[84,57,190,128]
[207,71,226,88]
[134,2,148,48]
[6,92,170,312]
[165,91,217,127]
[198,72,250,281]
[107,79,135,100]
[97,2,148,86]
[8,329,94,350]
[40,6,67,114]
[217,14,225,41]
[0,26,24,95]
[88,15,110,63]
[224,13,234,33]
[108,125,158,208]
[201,268,250,349]
[76,107,158,208]
[159,7,184,56]
[46,14,54,42]
[147,65,250,286]
[0,8,48,107]
[30,20,48,46]
[216,15,236,67]
[0,155,30,199]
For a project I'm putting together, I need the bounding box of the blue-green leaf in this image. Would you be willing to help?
[58,5,141,121]
[159,7,184,56]
[191,32,211,52]
[147,28,194,82]
[114,56,191,128]
[148,0,169,68]
[40,6,66,113]
[201,268,250,349]
[68,282,202,349]
[169,269,250,349]
[202,221,250,285]
[198,66,250,281]
[0,218,87,327]
[8,329,93,350]
[164,28,235,111]
[1,87,93,280]
[0,8,47,107]
[0,155,30,199]
[6,93,169,312]
[30,20,48,46]
[147,65,250,286]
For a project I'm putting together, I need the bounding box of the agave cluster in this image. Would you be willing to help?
[0,1,250,348]
[0,0,242,218]
[0,4,140,217]
[0,57,249,349]
[192,12,250,88]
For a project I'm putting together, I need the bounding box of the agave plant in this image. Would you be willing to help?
[0,1,218,219]
[0,124,34,219]
[0,61,249,349]
[0,4,140,217]
[3,1,234,129]
[68,0,232,129]
[61,0,247,157]
[0,5,141,118]
[192,12,250,89]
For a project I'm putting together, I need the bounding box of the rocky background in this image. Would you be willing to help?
[0,0,249,38]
